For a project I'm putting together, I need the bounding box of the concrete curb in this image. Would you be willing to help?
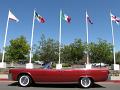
[0,79,9,81]
[106,80,120,83]
[0,74,8,78]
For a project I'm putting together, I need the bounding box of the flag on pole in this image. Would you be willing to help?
[86,12,93,24]
[35,12,45,23]
[61,12,71,23]
[1,10,19,65]
[110,13,120,25]
[8,10,19,22]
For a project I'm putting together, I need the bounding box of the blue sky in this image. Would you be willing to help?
[0,0,120,52]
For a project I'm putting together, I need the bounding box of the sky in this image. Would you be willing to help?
[0,0,120,52]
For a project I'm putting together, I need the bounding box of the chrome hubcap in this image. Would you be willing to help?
[19,76,29,86]
[81,77,91,87]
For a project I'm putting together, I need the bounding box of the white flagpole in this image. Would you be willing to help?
[86,10,89,64]
[1,10,10,63]
[110,11,116,65]
[59,10,62,64]
[29,10,35,63]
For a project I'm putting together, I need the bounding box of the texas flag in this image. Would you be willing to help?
[35,12,45,23]
[110,12,120,25]
[61,11,71,23]
[8,10,19,22]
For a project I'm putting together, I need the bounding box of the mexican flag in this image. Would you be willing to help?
[61,12,71,23]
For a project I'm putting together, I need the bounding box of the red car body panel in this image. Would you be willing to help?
[9,68,109,83]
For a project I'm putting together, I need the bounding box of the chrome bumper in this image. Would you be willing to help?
[8,73,12,80]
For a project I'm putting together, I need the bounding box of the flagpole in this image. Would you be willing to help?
[59,10,62,64]
[110,11,116,65]
[29,10,35,63]
[1,10,10,63]
[86,10,89,64]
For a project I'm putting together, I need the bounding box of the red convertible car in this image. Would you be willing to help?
[9,68,109,88]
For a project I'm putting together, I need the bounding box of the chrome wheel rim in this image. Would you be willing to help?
[19,75,29,86]
[81,77,91,88]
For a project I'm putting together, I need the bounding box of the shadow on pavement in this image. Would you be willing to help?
[92,83,106,88]
[8,82,19,86]
[8,82,105,88]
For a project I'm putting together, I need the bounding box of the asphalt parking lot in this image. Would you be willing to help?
[0,81,120,90]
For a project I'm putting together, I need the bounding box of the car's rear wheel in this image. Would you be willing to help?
[18,75,32,87]
[80,77,92,88]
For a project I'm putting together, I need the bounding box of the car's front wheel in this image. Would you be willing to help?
[80,77,92,88]
[18,75,32,87]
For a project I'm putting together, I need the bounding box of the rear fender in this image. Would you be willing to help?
[17,72,34,82]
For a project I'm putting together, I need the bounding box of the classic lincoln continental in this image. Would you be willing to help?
[9,67,109,88]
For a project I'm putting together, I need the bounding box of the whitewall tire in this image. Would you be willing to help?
[18,75,32,87]
[80,77,92,88]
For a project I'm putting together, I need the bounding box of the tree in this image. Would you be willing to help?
[6,36,30,63]
[62,39,85,64]
[0,52,2,62]
[33,34,59,63]
[116,51,120,64]
[89,39,113,64]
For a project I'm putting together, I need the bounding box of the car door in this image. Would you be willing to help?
[36,69,63,82]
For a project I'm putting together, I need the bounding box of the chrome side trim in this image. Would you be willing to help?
[35,82,78,84]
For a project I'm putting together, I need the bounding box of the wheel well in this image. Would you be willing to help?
[79,77,94,83]
[17,73,34,83]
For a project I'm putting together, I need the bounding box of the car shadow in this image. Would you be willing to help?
[92,83,106,88]
[8,82,105,88]
[8,82,19,87]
